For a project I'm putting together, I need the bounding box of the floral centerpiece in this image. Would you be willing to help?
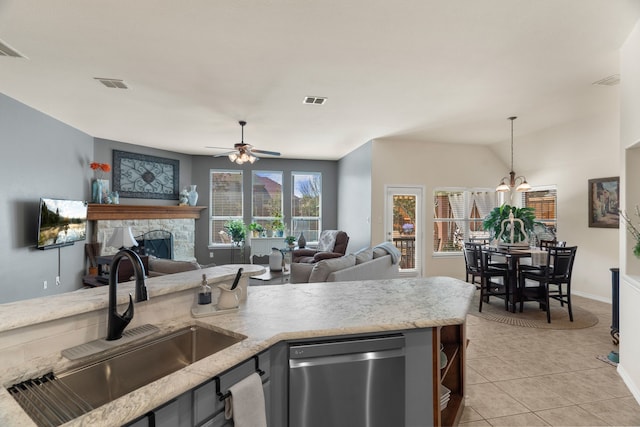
[620,206,640,258]
[90,162,111,204]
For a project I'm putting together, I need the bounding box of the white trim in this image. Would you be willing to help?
[384,184,425,277]
[571,290,612,304]
[617,364,640,405]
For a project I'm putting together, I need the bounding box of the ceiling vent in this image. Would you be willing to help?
[303,96,327,105]
[0,39,26,58]
[592,74,620,86]
[94,77,128,89]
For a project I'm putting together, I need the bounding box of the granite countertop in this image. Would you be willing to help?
[0,264,265,334]
[0,275,474,426]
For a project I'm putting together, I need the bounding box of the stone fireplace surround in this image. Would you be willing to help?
[97,218,195,260]
[88,204,206,261]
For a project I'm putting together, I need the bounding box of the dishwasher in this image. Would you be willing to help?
[288,334,405,427]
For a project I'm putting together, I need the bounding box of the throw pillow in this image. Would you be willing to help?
[308,254,356,282]
[354,247,373,264]
[317,230,339,252]
[373,247,388,258]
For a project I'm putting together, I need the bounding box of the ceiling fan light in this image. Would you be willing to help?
[248,154,257,164]
[228,153,237,162]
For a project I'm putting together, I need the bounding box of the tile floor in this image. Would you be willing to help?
[462,294,640,426]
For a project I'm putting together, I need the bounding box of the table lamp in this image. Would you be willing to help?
[107,226,139,250]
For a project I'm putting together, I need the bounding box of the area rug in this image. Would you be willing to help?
[468,292,599,330]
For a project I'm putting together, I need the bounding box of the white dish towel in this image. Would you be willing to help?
[224,372,267,427]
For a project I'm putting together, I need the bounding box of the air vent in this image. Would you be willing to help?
[94,77,128,89]
[0,39,26,58]
[303,96,327,105]
[592,74,620,86]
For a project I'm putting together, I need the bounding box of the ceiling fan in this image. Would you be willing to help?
[207,120,280,164]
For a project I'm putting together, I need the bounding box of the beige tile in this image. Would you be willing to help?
[493,377,573,411]
[466,366,489,385]
[460,406,484,423]
[535,405,609,426]
[486,412,550,426]
[460,420,492,426]
[465,382,530,419]
[536,371,619,404]
[579,398,640,426]
[466,356,527,382]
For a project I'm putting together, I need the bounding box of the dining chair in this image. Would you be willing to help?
[539,239,557,249]
[518,246,578,323]
[477,246,509,312]
[463,242,483,287]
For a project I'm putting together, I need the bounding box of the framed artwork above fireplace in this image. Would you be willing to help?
[113,150,179,200]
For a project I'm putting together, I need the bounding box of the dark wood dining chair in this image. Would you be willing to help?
[476,246,509,312]
[518,246,578,323]
[539,239,556,249]
[463,242,483,287]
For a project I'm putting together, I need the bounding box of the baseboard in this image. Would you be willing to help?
[572,290,611,304]
[617,363,640,405]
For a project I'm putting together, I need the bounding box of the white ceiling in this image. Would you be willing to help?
[0,0,638,160]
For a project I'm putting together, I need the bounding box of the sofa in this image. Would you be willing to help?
[147,256,203,277]
[290,246,399,283]
[292,230,349,263]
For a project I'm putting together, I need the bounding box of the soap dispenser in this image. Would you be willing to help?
[198,274,212,306]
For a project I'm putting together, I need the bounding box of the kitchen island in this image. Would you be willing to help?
[0,272,474,426]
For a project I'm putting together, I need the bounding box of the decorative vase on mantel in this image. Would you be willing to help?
[91,179,109,204]
[187,185,198,206]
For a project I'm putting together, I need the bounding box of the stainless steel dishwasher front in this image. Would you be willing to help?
[288,334,405,427]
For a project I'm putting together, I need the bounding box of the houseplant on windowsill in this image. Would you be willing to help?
[620,207,640,258]
[249,222,264,238]
[224,219,246,247]
[271,212,285,237]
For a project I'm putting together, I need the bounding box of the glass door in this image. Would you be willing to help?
[385,186,423,277]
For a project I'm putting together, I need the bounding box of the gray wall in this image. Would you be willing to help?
[0,93,93,303]
[93,138,194,206]
[338,142,373,252]
[191,155,339,264]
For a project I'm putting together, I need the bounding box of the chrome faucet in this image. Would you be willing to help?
[106,248,149,341]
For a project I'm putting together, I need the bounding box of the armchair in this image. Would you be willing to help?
[292,230,349,263]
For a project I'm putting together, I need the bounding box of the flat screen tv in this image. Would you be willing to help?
[37,198,88,250]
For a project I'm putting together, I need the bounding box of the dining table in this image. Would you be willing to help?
[482,245,549,313]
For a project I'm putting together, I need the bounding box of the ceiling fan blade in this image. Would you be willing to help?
[206,146,234,150]
[214,151,237,157]
[251,148,281,156]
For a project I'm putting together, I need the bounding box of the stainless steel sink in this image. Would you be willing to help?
[9,325,245,426]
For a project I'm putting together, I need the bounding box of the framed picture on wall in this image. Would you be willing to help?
[588,176,619,228]
[113,150,179,200]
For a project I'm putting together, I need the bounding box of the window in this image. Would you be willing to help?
[210,170,243,245]
[252,171,283,232]
[522,186,558,241]
[433,189,497,253]
[291,172,321,242]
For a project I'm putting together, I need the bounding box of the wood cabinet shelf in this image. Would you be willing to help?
[434,324,465,427]
[87,204,206,220]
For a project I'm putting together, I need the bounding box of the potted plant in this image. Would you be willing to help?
[272,212,285,237]
[249,222,264,238]
[285,235,296,248]
[224,219,246,246]
[482,204,539,244]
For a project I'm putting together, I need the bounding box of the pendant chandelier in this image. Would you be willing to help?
[496,116,531,193]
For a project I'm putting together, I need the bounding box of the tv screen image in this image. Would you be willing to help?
[37,198,88,249]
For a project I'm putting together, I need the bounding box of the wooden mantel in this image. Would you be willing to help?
[87,204,206,220]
